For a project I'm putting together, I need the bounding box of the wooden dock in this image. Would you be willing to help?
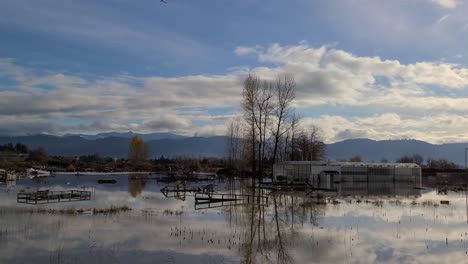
[17,190,91,204]
[194,193,268,210]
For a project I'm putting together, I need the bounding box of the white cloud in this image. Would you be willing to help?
[435,14,451,24]
[301,113,468,144]
[257,43,327,65]
[432,0,463,9]
[233,46,260,56]
[2,43,468,143]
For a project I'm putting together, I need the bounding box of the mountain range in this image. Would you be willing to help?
[0,133,224,158]
[1,133,467,165]
[327,138,467,165]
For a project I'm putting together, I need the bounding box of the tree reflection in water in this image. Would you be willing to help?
[127,174,148,198]
[222,179,326,264]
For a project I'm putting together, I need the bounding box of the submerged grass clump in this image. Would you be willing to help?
[363,200,383,207]
[299,199,327,207]
[0,205,132,215]
[421,200,439,207]
[92,206,131,215]
[388,200,403,206]
[163,209,183,216]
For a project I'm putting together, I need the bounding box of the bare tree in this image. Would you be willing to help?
[282,113,300,161]
[426,158,459,169]
[291,114,301,161]
[271,75,296,163]
[308,125,326,161]
[292,124,325,161]
[412,154,424,165]
[396,154,424,165]
[242,75,260,177]
[254,80,274,177]
[241,74,275,178]
[226,119,242,170]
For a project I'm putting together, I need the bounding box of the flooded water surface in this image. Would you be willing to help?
[1,174,467,264]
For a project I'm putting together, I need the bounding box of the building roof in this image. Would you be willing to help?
[275,161,420,168]
[321,170,340,173]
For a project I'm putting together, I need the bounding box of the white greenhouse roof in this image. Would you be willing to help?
[275,161,420,168]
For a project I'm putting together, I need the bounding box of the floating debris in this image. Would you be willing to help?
[97,179,117,184]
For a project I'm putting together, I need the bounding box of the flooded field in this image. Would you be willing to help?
[1,174,468,263]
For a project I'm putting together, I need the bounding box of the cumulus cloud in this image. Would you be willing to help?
[252,44,468,90]
[0,59,244,136]
[301,113,468,143]
[2,42,468,143]
[240,43,468,118]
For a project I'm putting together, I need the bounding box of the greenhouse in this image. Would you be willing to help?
[273,161,421,188]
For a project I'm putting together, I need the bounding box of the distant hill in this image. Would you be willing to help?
[0,134,467,164]
[326,138,467,165]
[0,134,225,158]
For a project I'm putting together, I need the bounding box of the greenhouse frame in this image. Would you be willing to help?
[273,161,421,188]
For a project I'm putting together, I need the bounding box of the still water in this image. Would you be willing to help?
[0,174,467,264]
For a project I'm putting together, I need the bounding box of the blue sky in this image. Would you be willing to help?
[1,0,468,143]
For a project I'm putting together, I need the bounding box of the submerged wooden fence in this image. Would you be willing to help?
[194,193,269,210]
[17,190,91,204]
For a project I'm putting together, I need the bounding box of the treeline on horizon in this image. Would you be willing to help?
[0,139,227,173]
[0,143,29,154]
[0,140,462,173]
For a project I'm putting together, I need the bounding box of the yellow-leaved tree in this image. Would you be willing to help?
[128,135,149,161]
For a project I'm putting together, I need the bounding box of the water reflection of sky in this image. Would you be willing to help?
[1,175,468,263]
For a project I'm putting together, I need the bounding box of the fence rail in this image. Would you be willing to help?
[17,190,91,204]
[194,193,268,210]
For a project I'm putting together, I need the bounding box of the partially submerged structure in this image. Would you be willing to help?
[0,169,16,183]
[273,161,421,188]
[194,193,269,210]
[17,190,91,204]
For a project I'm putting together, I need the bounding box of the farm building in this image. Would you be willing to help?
[273,161,421,188]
